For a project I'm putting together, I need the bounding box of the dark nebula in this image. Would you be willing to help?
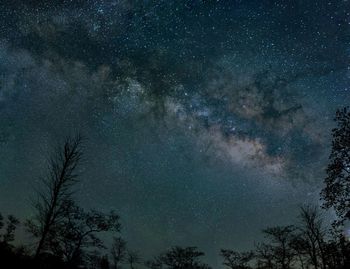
[0,0,349,266]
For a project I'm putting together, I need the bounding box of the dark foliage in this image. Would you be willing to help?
[49,200,120,268]
[4,134,122,269]
[2,108,350,268]
[321,107,350,224]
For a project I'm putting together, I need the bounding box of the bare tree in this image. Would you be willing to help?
[126,250,141,269]
[255,243,275,269]
[220,249,254,269]
[298,206,327,269]
[146,246,211,269]
[289,234,309,269]
[262,226,296,269]
[25,134,83,259]
[111,237,127,269]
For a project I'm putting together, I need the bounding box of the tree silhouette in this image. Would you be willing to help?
[297,206,327,269]
[126,250,141,269]
[220,249,254,269]
[51,200,120,268]
[255,243,275,269]
[321,107,350,224]
[0,214,20,244]
[146,246,211,269]
[261,226,296,269]
[111,237,127,269]
[100,254,111,269]
[288,234,309,269]
[25,134,83,259]
[3,113,350,269]
[86,251,111,269]
[322,232,346,269]
[0,212,33,269]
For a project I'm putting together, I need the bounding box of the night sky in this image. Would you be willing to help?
[0,0,350,267]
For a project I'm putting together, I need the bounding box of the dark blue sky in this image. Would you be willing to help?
[0,0,349,267]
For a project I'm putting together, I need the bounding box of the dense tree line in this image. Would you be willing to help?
[1,107,350,268]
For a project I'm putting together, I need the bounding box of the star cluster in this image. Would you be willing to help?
[0,0,349,266]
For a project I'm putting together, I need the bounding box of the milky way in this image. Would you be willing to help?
[0,0,349,266]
